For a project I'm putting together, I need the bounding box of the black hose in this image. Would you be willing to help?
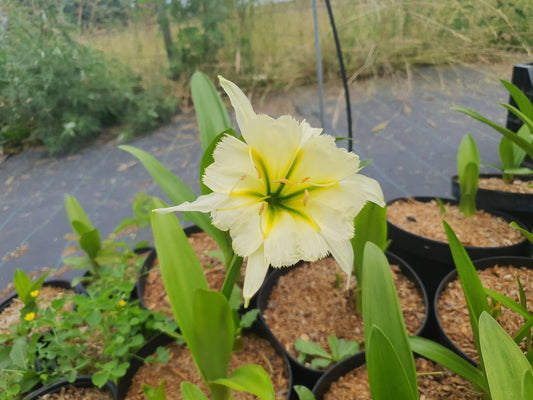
[324,0,352,152]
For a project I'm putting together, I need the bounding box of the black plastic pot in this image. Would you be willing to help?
[116,318,293,400]
[23,375,117,400]
[451,174,533,230]
[257,252,429,391]
[312,352,366,399]
[434,256,533,365]
[506,62,533,134]
[387,197,531,303]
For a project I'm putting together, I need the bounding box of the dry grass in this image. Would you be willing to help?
[79,0,533,96]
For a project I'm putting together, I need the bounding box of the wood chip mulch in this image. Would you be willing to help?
[478,177,533,194]
[387,198,524,247]
[324,357,483,399]
[437,264,533,362]
[262,257,426,366]
[124,333,290,400]
[37,386,113,400]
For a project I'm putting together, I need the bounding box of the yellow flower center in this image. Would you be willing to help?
[25,312,35,322]
[119,300,126,307]
[30,290,39,298]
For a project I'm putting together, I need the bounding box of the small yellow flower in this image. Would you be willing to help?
[24,312,35,322]
[30,290,39,298]
[119,300,126,307]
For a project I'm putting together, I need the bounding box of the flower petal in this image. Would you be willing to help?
[219,76,256,140]
[322,237,353,288]
[152,193,223,214]
[203,135,262,194]
[263,210,301,267]
[242,246,269,307]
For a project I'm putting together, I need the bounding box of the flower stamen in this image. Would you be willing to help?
[303,189,309,207]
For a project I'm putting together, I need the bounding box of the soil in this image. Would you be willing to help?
[142,232,246,317]
[261,257,426,367]
[478,177,533,194]
[437,263,533,362]
[324,357,483,399]
[387,198,524,247]
[36,385,113,400]
[0,285,75,336]
[124,332,290,400]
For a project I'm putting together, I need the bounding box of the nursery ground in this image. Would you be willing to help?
[0,61,522,292]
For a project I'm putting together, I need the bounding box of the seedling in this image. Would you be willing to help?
[295,334,359,370]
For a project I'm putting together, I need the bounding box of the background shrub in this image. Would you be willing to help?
[0,1,176,155]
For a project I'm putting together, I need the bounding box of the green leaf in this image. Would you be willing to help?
[212,364,275,400]
[293,385,316,400]
[10,338,28,369]
[452,106,533,159]
[65,195,95,234]
[150,203,209,371]
[457,134,479,216]
[510,221,533,243]
[143,379,167,400]
[191,71,232,152]
[79,228,102,260]
[294,339,332,360]
[443,220,490,351]
[85,309,102,326]
[351,202,387,295]
[522,370,533,400]
[190,289,234,382]
[501,80,533,119]
[119,145,233,266]
[362,242,417,398]
[181,382,208,400]
[336,338,359,360]
[199,129,237,195]
[13,269,32,304]
[239,309,259,329]
[408,336,488,392]
[479,312,533,400]
[91,371,109,388]
[367,326,417,400]
[484,287,531,319]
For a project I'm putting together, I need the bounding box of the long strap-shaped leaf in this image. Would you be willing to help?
[362,242,418,399]
[443,220,490,353]
[191,71,232,152]
[408,336,488,392]
[151,205,209,371]
[452,106,533,159]
[120,145,233,265]
[480,312,533,400]
[501,80,533,118]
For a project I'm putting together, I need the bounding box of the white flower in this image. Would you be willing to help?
[155,76,385,306]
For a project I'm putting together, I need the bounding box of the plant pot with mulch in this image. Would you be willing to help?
[116,318,292,400]
[136,225,249,317]
[435,256,533,364]
[311,352,483,400]
[386,197,530,303]
[451,173,533,230]
[0,279,83,340]
[23,375,117,400]
[256,252,429,391]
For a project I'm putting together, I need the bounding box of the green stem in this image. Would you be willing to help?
[221,254,244,301]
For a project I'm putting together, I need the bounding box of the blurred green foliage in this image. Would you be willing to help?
[0,0,176,155]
